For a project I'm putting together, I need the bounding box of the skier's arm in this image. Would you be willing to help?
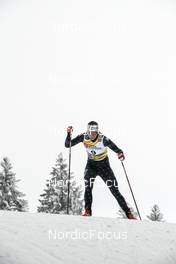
[65,133,84,148]
[103,136,122,153]
[103,136,125,161]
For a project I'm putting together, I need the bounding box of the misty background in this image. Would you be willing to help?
[0,0,175,221]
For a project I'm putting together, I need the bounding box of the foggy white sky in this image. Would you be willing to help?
[0,0,176,222]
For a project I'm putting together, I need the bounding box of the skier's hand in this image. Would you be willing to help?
[118,152,125,161]
[67,126,73,135]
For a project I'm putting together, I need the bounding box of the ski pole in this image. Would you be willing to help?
[67,126,73,215]
[121,161,142,220]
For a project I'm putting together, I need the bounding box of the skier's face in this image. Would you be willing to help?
[87,124,98,139]
[89,131,98,140]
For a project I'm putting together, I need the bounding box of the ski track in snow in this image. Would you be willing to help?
[0,211,176,264]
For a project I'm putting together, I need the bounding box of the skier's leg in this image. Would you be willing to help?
[99,166,130,214]
[83,165,96,213]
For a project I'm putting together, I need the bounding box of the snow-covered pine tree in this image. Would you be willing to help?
[147,204,164,221]
[38,153,83,215]
[37,179,58,213]
[117,207,127,219]
[0,157,28,211]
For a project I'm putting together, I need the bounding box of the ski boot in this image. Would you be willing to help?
[82,208,92,216]
[126,210,137,220]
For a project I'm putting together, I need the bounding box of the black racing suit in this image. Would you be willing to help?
[65,132,130,214]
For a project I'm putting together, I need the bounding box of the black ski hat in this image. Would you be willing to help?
[87,121,98,126]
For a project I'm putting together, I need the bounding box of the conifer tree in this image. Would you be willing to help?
[0,157,28,211]
[147,204,164,221]
[38,153,83,215]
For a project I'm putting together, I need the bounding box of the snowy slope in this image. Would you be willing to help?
[0,211,176,264]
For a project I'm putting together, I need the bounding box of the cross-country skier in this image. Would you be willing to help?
[65,121,136,219]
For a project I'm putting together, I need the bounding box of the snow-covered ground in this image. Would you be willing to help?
[0,211,176,264]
